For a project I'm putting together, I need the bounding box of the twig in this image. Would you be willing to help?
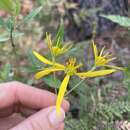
[10,21,20,73]
[65,79,85,96]
[10,26,17,56]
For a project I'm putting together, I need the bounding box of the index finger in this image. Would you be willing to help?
[0,81,69,112]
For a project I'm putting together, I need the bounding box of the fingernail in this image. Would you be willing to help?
[48,108,65,127]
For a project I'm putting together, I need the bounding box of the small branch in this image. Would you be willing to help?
[10,26,17,56]
[65,79,85,96]
[10,22,20,73]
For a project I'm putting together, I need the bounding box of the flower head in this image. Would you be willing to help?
[33,51,116,115]
[65,58,82,75]
[33,51,65,79]
[46,32,72,57]
[92,41,123,70]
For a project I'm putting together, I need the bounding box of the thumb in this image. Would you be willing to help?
[10,106,65,130]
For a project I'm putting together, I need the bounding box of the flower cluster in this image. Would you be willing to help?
[33,33,123,115]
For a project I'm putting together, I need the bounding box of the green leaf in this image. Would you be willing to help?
[0,31,23,43]
[12,31,24,38]
[100,14,130,27]
[65,47,78,56]
[54,23,64,46]
[14,0,21,16]
[69,77,87,93]
[21,66,38,73]
[0,33,9,42]
[5,17,13,31]
[0,17,5,28]
[0,63,12,81]
[0,0,14,14]
[0,0,20,16]
[42,75,61,88]
[19,6,42,26]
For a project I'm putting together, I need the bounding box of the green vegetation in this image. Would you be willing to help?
[0,0,130,130]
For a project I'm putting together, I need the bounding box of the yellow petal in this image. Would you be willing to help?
[33,51,53,65]
[52,46,62,56]
[56,75,70,114]
[54,63,66,69]
[74,63,83,69]
[76,69,116,78]
[33,51,65,69]
[92,40,98,59]
[106,57,116,63]
[99,46,105,56]
[104,65,124,70]
[46,32,53,51]
[35,67,64,79]
[103,52,110,58]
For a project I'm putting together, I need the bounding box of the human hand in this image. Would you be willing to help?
[0,81,69,130]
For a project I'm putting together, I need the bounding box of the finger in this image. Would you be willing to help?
[20,106,37,117]
[0,81,69,112]
[0,105,37,118]
[10,106,65,130]
[0,107,13,117]
[0,114,25,130]
[58,123,64,130]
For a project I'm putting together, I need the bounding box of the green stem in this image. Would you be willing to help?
[52,56,57,95]
[53,72,57,95]
[90,66,96,71]
[10,16,17,57]
[65,78,85,96]
[10,16,20,73]
[10,26,17,55]
[65,66,97,96]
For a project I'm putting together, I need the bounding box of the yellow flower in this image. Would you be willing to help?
[76,69,116,79]
[46,32,72,57]
[33,51,65,79]
[56,58,116,114]
[92,41,123,70]
[33,51,116,114]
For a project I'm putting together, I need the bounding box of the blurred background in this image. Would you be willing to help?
[0,0,130,130]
